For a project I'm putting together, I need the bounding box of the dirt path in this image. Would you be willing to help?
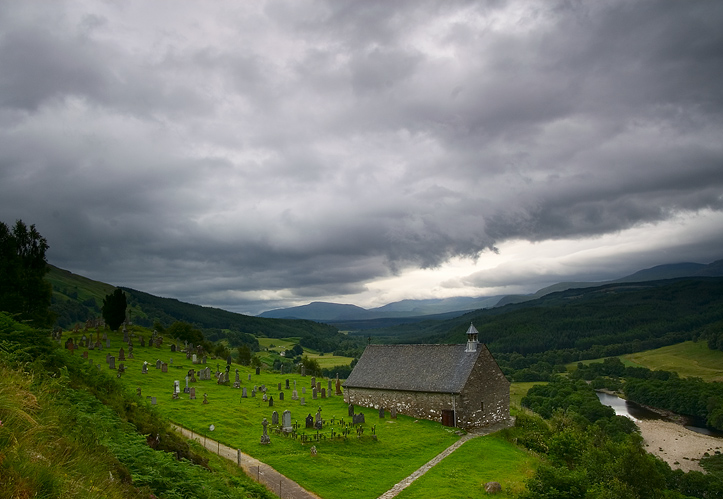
[377,419,514,499]
[173,425,322,499]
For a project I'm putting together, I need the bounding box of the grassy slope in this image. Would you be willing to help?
[621,340,723,382]
[566,340,723,382]
[256,337,356,368]
[80,326,529,499]
[395,435,538,499]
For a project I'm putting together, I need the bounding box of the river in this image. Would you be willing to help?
[596,391,723,437]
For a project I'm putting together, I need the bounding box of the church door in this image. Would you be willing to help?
[441,409,455,427]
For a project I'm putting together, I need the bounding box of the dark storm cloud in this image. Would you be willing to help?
[0,0,722,314]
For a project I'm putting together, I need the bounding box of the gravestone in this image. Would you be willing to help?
[203,393,208,404]
[156,359,161,369]
[242,387,248,398]
[118,363,125,374]
[106,339,110,348]
[301,365,306,376]
[328,380,332,392]
[151,397,157,405]
[247,374,251,381]
[279,392,284,401]
[118,348,125,361]
[162,363,168,373]
[251,389,256,397]
[128,345,134,359]
[391,407,397,419]
[277,382,281,391]
[171,344,176,352]
[192,354,197,363]
[321,388,326,398]
[141,362,148,374]
[102,332,108,341]
[379,407,385,419]
[233,380,241,389]
[137,387,141,397]
[316,382,321,392]
[202,355,206,364]
[260,418,270,445]
[300,397,305,406]
[255,367,260,375]
[184,376,190,393]
[312,387,317,399]
[190,387,196,400]
[282,410,292,433]
[285,379,290,389]
[292,389,298,400]
[268,396,273,407]
[311,377,316,388]
[302,387,306,394]
[305,414,314,428]
[174,380,180,395]
[349,403,356,417]
[109,356,116,369]
[140,336,145,347]
[82,351,88,359]
[106,353,111,363]
[272,411,279,425]
[353,413,365,425]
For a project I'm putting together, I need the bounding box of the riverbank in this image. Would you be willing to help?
[637,419,723,473]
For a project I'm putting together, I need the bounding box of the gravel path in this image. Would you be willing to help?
[173,425,323,499]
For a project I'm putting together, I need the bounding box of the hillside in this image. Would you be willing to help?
[46,265,351,353]
[358,277,723,369]
[496,259,723,306]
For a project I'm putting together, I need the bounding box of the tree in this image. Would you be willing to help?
[0,220,54,327]
[102,289,127,331]
[237,345,252,366]
[165,321,204,345]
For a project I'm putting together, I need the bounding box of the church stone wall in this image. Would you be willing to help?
[456,347,510,428]
[345,387,456,423]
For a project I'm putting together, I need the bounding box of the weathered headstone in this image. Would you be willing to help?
[233,380,241,389]
[155,359,161,369]
[272,411,279,425]
[203,393,208,404]
[485,482,502,494]
[300,397,305,406]
[247,373,251,381]
[321,388,326,398]
[379,407,385,419]
[312,387,317,399]
[140,336,145,347]
[162,362,168,373]
[118,363,125,374]
[137,387,142,397]
[190,387,196,400]
[301,365,306,376]
[305,414,314,428]
[292,389,298,400]
[184,376,190,393]
[311,377,316,388]
[192,353,197,363]
[255,367,260,375]
[142,362,148,374]
[242,387,248,398]
[118,348,125,361]
[391,407,397,419]
[353,413,365,425]
[316,381,322,392]
[106,339,110,348]
[174,380,180,395]
[82,351,88,359]
[277,382,282,391]
[109,356,116,369]
[106,353,111,363]
[151,396,157,405]
[328,380,332,392]
[285,379,290,389]
[251,389,256,397]
[279,392,284,401]
[171,344,176,352]
[282,410,292,433]
[302,387,306,394]
[128,345,134,359]
[260,418,270,444]
[268,396,273,407]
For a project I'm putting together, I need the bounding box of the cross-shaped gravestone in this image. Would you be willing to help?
[260,418,270,444]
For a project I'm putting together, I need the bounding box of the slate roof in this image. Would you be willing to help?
[343,344,484,394]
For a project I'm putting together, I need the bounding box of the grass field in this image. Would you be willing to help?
[257,336,356,369]
[395,434,538,499]
[80,327,467,499]
[566,341,723,382]
[622,341,723,382]
[510,382,547,407]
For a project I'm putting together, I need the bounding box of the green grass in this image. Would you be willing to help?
[85,326,462,499]
[622,341,723,382]
[257,337,299,351]
[565,341,723,382]
[395,434,538,499]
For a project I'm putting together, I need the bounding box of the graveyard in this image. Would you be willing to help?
[71,325,527,499]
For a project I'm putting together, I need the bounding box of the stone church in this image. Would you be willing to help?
[343,324,509,429]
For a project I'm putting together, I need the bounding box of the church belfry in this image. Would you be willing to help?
[465,323,479,352]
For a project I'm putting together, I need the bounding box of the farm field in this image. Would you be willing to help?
[566,341,723,382]
[509,382,547,407]
[81,327,465,499]
[256,337,356,369]
[395,434,538,499]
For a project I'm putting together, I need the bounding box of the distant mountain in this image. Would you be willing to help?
[495,259,723,307]
[258,295,504,322]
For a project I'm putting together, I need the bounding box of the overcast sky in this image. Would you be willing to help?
[1,0,722,315]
